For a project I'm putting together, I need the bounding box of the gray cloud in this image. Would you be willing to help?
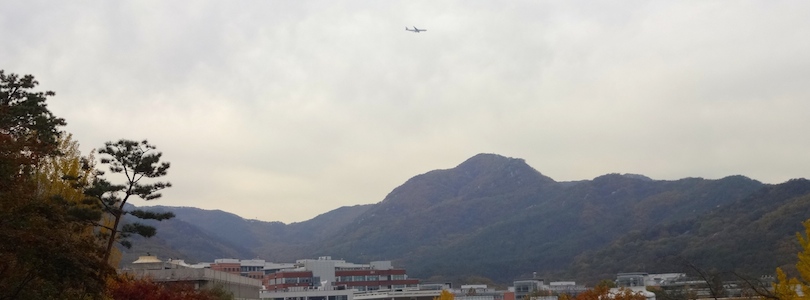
[2,1,809,222]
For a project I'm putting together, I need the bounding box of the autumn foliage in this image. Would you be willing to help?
[771,219,810,300]
[1,70,112,299]
[570,285,647,300]
[0,70,177,299]
[434,290,455,300]
[107,275,232,300]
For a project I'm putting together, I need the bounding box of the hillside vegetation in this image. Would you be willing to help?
[124,153,810,285]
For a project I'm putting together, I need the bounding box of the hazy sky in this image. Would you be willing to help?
[3,1,809,223]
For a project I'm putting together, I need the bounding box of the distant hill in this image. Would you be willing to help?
[121,204,372,265]
[122,153,810,285]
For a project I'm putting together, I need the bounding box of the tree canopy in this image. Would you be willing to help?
[88,139,174,264]
[0,70,110,299]
[567,285,647,300]
[434,290,455,300]
[771,219,810,299]
[0,70,177,299]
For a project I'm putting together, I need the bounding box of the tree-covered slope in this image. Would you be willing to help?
[118,153,809,287]
[567,179,810,283]
[120,204,372,265]
[313,154,557,261]
[392,173,763,283]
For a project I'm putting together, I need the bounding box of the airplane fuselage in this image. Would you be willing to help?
[406,26,426,33]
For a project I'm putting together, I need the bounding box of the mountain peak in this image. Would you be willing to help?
[379,153,554,208]
[455,153,554,184]
[457,153,521,168]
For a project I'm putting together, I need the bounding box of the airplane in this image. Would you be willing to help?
[405,26,427,33]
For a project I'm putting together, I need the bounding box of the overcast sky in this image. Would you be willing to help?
[3,1,809,223]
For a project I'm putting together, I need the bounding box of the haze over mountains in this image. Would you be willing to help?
[124,153,810,285]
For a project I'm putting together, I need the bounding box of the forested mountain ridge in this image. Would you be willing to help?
[566,178,810,283]
[315,154,559,261]
[123,204,373,264]
[124,153,809,285]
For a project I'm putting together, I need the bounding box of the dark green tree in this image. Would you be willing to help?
[0,70,110,299]
[0,70,65,184]
[87,139,175,264]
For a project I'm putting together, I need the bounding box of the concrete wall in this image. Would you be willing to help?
[303,259,338,285]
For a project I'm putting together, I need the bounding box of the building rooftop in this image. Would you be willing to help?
[132,255,162,264]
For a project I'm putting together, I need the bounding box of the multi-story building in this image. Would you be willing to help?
[546,282,585,296]
[259,257,426,300]
[615,272,647,288]
[205,256,420,294]
[335,265,416,291]
[512,277,545,300]
[509,275,586,299]
[210,258,297,282]
[265,257,419,292]
[452,284,511,300]
[265,270,315,290]
[211,258,242,274]
[125,255,263,300]
[242,259,269,280]
[613,273,656,300]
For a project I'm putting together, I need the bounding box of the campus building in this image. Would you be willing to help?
[512,276,545,300]
[508,274,586,299]
[268,257,419,291]
[124,255,263,300]
[211,258,275,281]
[451,284,513,300]
[201,256,424,300]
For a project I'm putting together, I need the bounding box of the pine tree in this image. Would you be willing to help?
[86,139,175,264]
[0,70,110,299]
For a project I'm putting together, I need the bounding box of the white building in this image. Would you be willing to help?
[613,273,656,300]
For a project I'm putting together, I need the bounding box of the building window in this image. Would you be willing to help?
[515,285,530,293]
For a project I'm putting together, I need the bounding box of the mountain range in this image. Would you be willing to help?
[122,153,810,285]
